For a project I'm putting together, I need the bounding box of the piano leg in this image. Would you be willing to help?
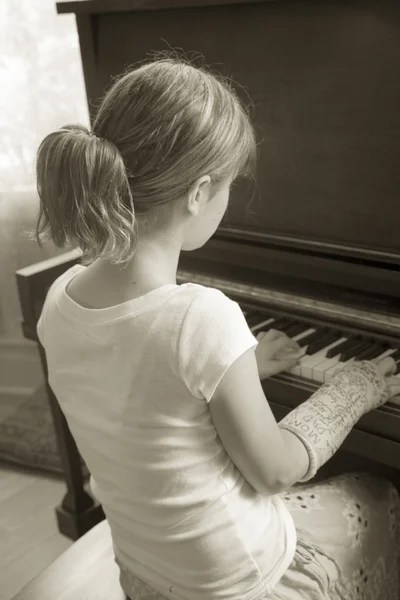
[38,343,105,540]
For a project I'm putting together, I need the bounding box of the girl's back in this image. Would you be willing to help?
[37,263,294,599]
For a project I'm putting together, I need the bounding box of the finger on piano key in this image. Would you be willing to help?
[269,326,315,376]
[288,329,341,379]
[292,327,333,364]
[289,328,318,360]
[307,338,350,382]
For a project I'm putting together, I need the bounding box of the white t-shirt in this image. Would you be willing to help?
[37,264,297,600]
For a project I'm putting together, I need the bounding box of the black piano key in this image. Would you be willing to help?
[353,340,378,360]
[276,319,301,333]
[356,343,387,361]
[259,317,288,333]
[306,332,342,355]
[281,321,301,334]
[285,322,310,338]
[326,336,360,359]
[297,327,330,349]
[245,311,264,327]
[268,317,292,331]
[340,340,371,362]
[244,309,260,317]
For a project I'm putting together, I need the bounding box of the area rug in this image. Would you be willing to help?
[0,383,89,478]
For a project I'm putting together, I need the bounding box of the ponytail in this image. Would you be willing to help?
[30,53,258,268]
[33,123,137,267]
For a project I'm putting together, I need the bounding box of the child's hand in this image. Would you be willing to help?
[255,329,305,379]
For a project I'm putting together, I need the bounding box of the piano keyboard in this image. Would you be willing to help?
[240,306,400,405]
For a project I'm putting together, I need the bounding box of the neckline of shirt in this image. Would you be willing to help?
[56,265,183,323]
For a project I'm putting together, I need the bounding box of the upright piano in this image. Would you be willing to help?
[16,0,400,540]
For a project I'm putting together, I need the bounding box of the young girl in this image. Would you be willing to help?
[34,53,400,600]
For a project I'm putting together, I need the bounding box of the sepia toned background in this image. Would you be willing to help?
[0,0,88,335]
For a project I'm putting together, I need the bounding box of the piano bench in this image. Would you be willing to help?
[9,519,154,600]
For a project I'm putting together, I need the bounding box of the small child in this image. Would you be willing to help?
[34,52,399,600]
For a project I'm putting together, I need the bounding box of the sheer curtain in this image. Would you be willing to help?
[0,0,89,334]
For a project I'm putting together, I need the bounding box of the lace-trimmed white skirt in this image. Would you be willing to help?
[272,472,400,600]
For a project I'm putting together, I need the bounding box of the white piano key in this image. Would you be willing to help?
[286,328,317,375]
[308,337,348,382]
[250,317,275,333]
[300,337,348,380]
[374,347,398,361]
[292,327,316,342]
[324,357,358,381]
[311,337,385,383]
[281,316,400,408]
[314,357,342,383]
[319,347,398,384]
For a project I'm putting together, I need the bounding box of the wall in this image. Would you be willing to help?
[0,0,89,335]
[0,187,70,336]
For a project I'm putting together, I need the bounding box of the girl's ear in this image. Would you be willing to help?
[186,176,212,214]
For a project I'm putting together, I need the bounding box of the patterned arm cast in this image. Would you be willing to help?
[278,361,390,482]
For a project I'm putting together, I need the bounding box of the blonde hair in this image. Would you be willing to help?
[32,50,258,268]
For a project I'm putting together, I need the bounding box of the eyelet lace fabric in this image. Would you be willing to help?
[114,472,399,600]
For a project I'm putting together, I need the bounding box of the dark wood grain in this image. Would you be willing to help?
[56,0,270,15]
[65,0,400,265]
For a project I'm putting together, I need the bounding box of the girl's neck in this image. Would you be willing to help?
[92,236,182,289]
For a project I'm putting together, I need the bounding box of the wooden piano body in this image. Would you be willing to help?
[16,0,400,540]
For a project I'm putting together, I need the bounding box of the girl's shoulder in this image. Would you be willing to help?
[179,282,231,304]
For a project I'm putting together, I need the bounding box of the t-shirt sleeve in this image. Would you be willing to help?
[36,313,44,346]
[179,287,259,402]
